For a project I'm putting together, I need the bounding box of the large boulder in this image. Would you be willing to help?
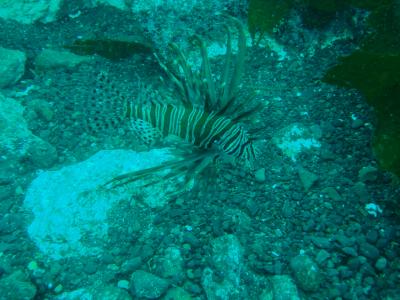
[0,94,57,177]
[24,148,179,260]
[0,0,63,24]
[0,270,37,300]
[0,47,26,88]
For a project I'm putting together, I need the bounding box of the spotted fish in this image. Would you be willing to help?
[87,16,261,189]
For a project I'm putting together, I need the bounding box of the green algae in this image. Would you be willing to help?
[322,0,400,178]
[323,51,400,178]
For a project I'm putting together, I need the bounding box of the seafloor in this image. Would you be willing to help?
[0,1,399,300]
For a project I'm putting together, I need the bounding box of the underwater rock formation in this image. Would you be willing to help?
[0,0,63,24]
[34,49,92,71]
[0,94,57,174]
[0,47,26,88]
[24,148,178,260]
[0,270,37,300]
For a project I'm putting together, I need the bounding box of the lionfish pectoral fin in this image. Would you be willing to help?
[103,169,151,189]
[103,156,195,189]
[130,119,162,146]
[103,161,170,189]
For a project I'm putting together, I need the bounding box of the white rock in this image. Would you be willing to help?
[273,124,321,161]
[0,47,26,88]
[117,280,129,290]
[24,148,179,260]
[0,0,63,24]
[365,203,383,217]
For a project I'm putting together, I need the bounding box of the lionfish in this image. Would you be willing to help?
[88,16,262,191]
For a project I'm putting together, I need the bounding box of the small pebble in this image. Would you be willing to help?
[315,250,330,265]
[342,247,358,257]
[351,119,363,129]
[54,284,63,293]
[27,261,38,271]
[375,257,387,271]
[359,242,380,260]
[254,168,266,182]
[117,280,129,290]
[358,166,378,182]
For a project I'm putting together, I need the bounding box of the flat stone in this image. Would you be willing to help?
[375,257,387,271]
[0,47,26,88]
[290,254,321,292]
[24,149,177,260]
[254,168,266,182]
[130,270,169,299]
[321,187,342,201]
[358,166,379,182]
[359,242,380,260]
[311,236,332,249]
[0,0,62,24]
[298,168,318,192]
[315,250,331,265]
[34,49,92,71]
[342,247,358,257]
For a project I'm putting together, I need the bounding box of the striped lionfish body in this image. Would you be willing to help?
[126,102,256,167]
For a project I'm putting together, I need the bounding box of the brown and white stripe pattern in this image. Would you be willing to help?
[126,101,256,168]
